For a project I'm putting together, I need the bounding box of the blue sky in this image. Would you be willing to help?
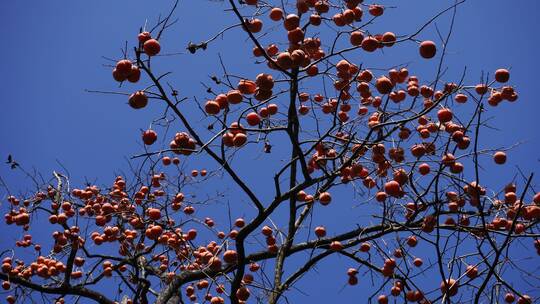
[1,0,540,303]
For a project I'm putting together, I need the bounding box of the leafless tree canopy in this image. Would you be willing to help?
[1,1,539,304]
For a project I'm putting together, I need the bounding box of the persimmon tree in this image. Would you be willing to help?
[1,0,539,304]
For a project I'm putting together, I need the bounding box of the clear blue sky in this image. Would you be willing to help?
[1,0,540,303]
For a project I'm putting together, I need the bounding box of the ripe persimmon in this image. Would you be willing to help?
[284,14,300,31]
[419,40,436,59]
[319,192,332,205]
[361,36,379,52]
[255,73,274,90]
[246,112,261,126]
[375,76,394,94]
[147,208,161,221]
[493,151,507,164]
[437,108,453,122]
[495,69,510,83]
[129,91,148,109]
[330,241,343,251]
[233,133,247,147]
[381,32,396,47]
[238,80,257,95]
[205,100,221,115]
[143,39,161,56]
[269,7,283,21]
[276,52,293,70]
[115,59,132,76]
[246,19,263,33]
[440,278,459,297]
[314,226,326,237]
[138,31,151,43]
[142,130,157,145]
[368,5,384,16]
[384,180,402,197]
[309,14,322,26]
[226,90,243,104]
[267,103,278,115]
[223,250,238,264]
